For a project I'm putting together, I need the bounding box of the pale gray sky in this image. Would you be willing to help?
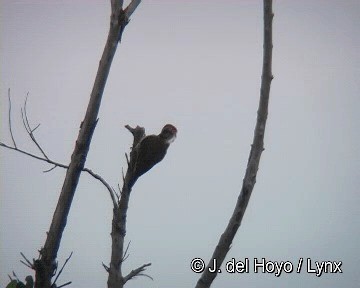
[1,1,359,287]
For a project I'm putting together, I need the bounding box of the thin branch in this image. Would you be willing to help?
[24,96,49,160]
[20,260,33,269]
[7,89,17,148]
[124,125,135,134]
[112,187,118,200]
[124,0,142,19]
[56,281,72,288]
[125,125,145,146]
[121,253,130,264]
[52,252,73,287]
[32,123,41,133]
[136,273,153,281]
[116,183,121,199]
[121,241,131,262]
[195,1,274,287]
[44,165,57,173]
[125,152,130,167]
[0,141,118,208]
[102,262,110,273]
[0,142,65,167]
[20,252,34,269]
[3,91,119,213]
[82,167,118,208]
[123,263,152,283]
[21,108,29,133]
[12,271,19,281]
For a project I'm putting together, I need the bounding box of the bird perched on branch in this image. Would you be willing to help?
[129,124,177,188]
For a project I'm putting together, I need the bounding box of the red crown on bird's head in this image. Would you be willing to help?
[162,124,177,135]
[161,124,177,143]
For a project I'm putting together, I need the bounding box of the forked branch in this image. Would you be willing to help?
[2,1,142,286]
[0,92,118,208]
[123,263,152,283]
[107,125,151,288]
[20,252,34,269]
[21,93,49,160]
[52,252,73,288]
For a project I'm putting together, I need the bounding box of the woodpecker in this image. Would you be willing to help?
[129,124,177,188]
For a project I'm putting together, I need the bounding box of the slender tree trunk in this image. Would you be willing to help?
[107,126,151,288]
[34,6,129,288]
[195,0,274,287]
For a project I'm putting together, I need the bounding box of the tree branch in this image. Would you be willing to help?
[102,262,110,273]
[0,137,117,208]
[119,240,131,263]
[83,168,118,208]
[20,252,34,269]
[4,90,119,207]
[21,94,49,160]
[52,252,73,287]
[7,89,17,148]
[195,1,274,287]
[124,0,142,19]
[125,124,145,146]
[56,281,72,288]
[123,263,152,283]
[107,125,151,288]
[30,1,141,286]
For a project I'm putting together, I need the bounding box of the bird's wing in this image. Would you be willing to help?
[134,135,167,177]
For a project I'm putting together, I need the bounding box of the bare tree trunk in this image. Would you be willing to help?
[195,1,274,287]
[34,1,141,287]
[107,126,151,288]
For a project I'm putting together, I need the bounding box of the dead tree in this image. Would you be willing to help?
[2,1,273,287]
[33,1,142,286]
[2,102,156,288]
[1,1,141,287]
[103,125,153,288]
[195,0,274,287]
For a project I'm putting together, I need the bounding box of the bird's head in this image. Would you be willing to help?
[160,124,177,143]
